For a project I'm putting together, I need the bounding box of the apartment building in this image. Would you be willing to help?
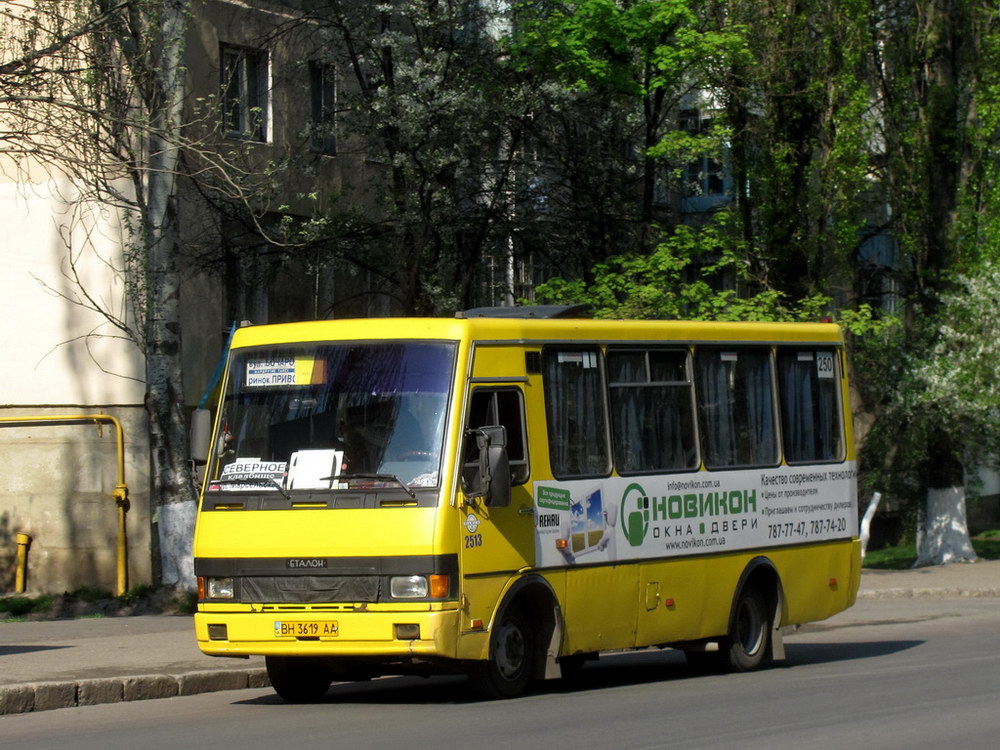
[0,0,362,593]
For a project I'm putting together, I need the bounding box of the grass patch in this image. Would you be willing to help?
[0,594,54,617]
[974,535,1000,560]
[68,586,113,603]
[0,585,194,620]
[864,543,917,569]
[172,589,197,615]
[117,584,155,606]
[865,530,1000,569]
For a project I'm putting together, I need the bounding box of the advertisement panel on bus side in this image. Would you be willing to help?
[533,463,858,567]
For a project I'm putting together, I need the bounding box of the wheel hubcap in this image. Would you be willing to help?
[495,619,526,679]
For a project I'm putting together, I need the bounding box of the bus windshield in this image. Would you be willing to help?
[207,341,456,492]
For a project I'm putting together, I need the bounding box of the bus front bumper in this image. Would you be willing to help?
[194,607,462,659]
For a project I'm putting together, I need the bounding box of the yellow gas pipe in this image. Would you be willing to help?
[15,532,31,593]
[0,414,129,596]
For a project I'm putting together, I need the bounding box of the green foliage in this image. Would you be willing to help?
[717,0,877,298]
[0,594,54,617]
[862,542,918,570]
[117,584,155,606]
[857,268,1000,505]
[533,217,845,323]
[70,585,114,603]
[0,586,195,619]
[172,589,197,614]
[837,306,900,338]
[511,0,746,98]
[864,531,1000,569]
[909,271,1000,459]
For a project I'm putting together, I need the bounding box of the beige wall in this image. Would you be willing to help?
[0,176,145,405]
[0,175,153,594]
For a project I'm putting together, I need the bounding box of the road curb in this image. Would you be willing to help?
[857,587,1000,599]
[0,668,269,716]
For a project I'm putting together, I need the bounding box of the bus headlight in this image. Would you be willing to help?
[206,577,235,599]
[390,575,428,599]
[390,574,449,599]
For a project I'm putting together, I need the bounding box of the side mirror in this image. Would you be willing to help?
[465,426,511,507]
[190,408,213,465]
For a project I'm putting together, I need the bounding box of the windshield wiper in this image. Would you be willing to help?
[328,473,417,499]
[216,476,290,500]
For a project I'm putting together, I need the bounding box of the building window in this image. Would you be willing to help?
[309,62,337,155]
[679,109,724,197]
[857,230,902,315]
[221,45,269,142]
[678,108,729,214]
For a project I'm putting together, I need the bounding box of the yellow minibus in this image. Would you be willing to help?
[193,308,860,701]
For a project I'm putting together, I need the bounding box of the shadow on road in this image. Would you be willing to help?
[0,644,70,656]
[233,639,923,707]
[782,639,923,666]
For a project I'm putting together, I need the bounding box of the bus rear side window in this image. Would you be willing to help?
[543,348,610,479]
[777,349,843,463]
[695,348,778,468]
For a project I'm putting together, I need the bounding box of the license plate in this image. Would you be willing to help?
[273,620,339,637]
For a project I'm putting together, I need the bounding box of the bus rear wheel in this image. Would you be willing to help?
[720,586,769,672]
[469,604,534,699]
[265,655,333,703]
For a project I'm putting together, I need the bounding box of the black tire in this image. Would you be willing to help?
[719,586,770,672]
[469,605,534,699]
[265,655,333,703]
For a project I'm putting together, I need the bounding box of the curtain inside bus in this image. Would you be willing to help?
[543,348,610,478]
[607,350,697,474]
[696,348,778,468]
[777,349,843,463]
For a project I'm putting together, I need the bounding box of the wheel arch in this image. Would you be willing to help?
[729,556,786,661]
[493,574,564,680]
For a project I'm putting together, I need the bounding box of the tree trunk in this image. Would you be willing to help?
[144,0,197,590]
[915,429,977,566]
[914,486,978,566]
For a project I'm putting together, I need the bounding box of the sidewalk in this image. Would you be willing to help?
[856,557,1000,599]
[0,615,266,715]
[2,559,999,716]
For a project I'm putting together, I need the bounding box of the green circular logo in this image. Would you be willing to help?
[620,483,649,547]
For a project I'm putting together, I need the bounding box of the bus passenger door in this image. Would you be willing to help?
[459,385,535,630]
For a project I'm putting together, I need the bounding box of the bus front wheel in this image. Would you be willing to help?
[720,586,769,672]
[469,604,534,699]
[265,655,333,703]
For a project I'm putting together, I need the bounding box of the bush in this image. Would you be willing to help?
[0,594,54,617]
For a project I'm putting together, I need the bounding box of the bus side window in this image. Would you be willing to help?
[463,389,529,486]
[776,348,844,463]
[542,348,611,479]
[695,347,779,468]
[607,348,698,474]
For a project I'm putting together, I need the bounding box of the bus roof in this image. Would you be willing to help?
[228,316,844,350]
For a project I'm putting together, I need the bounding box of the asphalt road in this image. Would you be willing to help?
[3,597,999,750]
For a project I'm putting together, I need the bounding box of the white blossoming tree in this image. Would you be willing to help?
[908,271,1000,564]
[861,269,1000,565]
